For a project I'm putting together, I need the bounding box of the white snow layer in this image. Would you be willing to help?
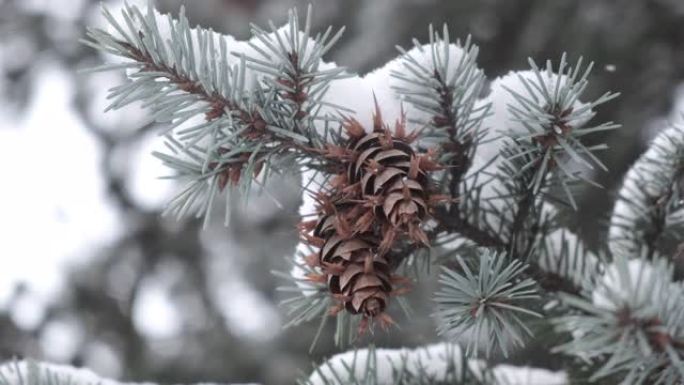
[591,258,660,310]
[462,69,596,238]
[539,227,599,286]
[485,70,590,140]
[608,123,684,256]
[0,360,257,385]
[492,364,567,385]
[0,352,564,385]
[0,361,128,385]
[475,69,592,175]
[323,41,473,133]
[307,343,567,385]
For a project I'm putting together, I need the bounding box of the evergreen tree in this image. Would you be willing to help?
[3,3,682,384]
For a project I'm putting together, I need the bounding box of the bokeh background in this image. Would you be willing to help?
[1,0,684,384]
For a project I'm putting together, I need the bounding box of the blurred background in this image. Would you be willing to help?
[1,0,684,384]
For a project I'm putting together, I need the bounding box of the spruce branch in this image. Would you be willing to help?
[434,249,542,358]
[80,5,684,383]
[115,33,241,124]
[534,228,601,294]
[494,143,547,256]
[415,55,615,295]
[245,7,347,127]
[434,147,586,296]
[392,26,490,233]
[554,257,684,384]
[500,54,619,209]
[392,26,489,149]
[85,3,348,225]
[432,56,618,299]
[481,55,618,251]
[0,360,90,385]
[432,206,505,249]
[609,123,684,259]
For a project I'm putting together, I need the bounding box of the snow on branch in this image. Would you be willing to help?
[554,257,684,384]
[304,343,566,385]
[390,27,489,149]
[535,227,601,291]
[0,360,256,385]
[85,3,348,226]
[498,56,619,198]
[442,56,618,270]
[609,123,684,259]
[479,55,620,215]
[82,3,684,384]
[434,249,541,358]
[0,361,116,385]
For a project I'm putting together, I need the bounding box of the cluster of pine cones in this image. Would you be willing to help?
[299,107,446,332]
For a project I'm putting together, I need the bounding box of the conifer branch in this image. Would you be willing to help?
[432,207,505,248]
[117,39,242,123]
[609,123,684,259]
[435,250,542,358]
[83,4,684,383]
[498,54,619,209]
[392,27,489,200]
[554,257,684,384]
[85,3,348,225]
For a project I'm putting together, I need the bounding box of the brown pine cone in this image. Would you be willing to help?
[347,126,437,249]
[313,211,391,318]
[299,106,445,332]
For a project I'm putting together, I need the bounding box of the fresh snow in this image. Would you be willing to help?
[608,123,684,256]
[0,360,258,385]
[307,343,567,385]
[591,257,660,310]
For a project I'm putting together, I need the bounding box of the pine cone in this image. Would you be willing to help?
[300,107,444,331]
[315,215,392,318]
[348,129,435,248]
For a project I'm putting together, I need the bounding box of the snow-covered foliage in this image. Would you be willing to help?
[591,257,660,310]
[555,257,684,384]
[487,68,594,138]
[0,360,256,385]
[434,250,541,358]
[609,123,684,257]
[305,343,566,385]
[0,361,134,385]
[83,2,683,385]
[537,227,600,287]
[89,4,350,226]
[491,365,566,385]
[459,62,618,251]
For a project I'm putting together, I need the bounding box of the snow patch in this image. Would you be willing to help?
[608,123,684,256]
[307,343,567,385]
[592,258,658,310]
[492,365,567,385]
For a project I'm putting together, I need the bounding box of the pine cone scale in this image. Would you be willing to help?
[374,149,411,163]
